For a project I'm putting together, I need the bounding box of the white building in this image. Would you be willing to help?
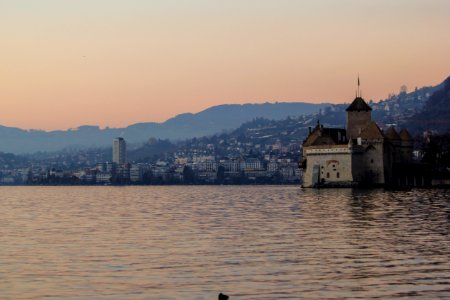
[96,172,111,184]
[244,158,263,171]
[130,165,144,182]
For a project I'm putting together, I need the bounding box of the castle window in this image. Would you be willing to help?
[326,172,330,178]
[371,159,374,163]
[337,172,340,178]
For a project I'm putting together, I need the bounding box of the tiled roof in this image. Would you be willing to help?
[346,97,372,112]
[303,126,322,147]
[399,128,412,141]
[360,121,384,139]
[303,125,347,147]
[311,136,337,146]
[384,126,401,140]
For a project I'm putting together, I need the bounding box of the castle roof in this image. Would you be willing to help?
[303,125,347,147]
[359,121,384,139]
[346,97,372,112]
[399,128,412,141]
[384,126,401,140]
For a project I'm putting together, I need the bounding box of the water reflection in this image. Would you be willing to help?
[0,186,449,299]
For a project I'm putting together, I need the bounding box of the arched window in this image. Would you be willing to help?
[337,172,340,178]
[326,172,330,178]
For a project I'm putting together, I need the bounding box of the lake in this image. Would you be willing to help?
[0,186,449,299]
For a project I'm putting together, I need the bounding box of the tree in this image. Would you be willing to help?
[142,170,153,184]
[216,165,225,183]
[183,165,195,184]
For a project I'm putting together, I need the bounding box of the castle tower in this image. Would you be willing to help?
[399,128,413,163]
[346,97,372,139]
[346,76,373,139]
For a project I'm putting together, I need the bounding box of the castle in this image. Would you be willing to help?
[301,90,413,188]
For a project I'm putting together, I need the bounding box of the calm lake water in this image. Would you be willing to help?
[0,186,449,299]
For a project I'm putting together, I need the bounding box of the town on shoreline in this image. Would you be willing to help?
[1,136,301,186]
[1,78,449,187]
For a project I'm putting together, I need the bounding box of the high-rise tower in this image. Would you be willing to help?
[112,137,126,165]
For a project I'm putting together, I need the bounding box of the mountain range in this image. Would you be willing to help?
[0,102,330,154]
[404,76,450,133]
[1,75,449,155]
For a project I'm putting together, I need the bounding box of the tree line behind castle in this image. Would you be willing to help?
[0,76,449,186]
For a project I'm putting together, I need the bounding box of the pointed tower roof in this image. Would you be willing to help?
[346,97,372,112]
[399,128,412,141]
[360,121,384,139]
[385,126,401,140]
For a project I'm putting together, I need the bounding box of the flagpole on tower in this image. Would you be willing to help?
[357,74,360,97]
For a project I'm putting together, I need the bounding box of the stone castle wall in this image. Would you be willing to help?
[361,141,385,185]
[302,147,353,187]
[346,111,371,139]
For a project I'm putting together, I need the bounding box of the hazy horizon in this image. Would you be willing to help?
[0,89,441,132]
[2,100,336,132]
[1,0,449,130]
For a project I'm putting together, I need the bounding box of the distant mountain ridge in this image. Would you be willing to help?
[0,102,330,154]
[404,76,450,133]
[1,77,449,165]
[2,75,448,155]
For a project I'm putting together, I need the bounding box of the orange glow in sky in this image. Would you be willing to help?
[1,0,449,130]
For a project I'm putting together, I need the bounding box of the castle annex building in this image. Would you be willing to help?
[301,93,413,188]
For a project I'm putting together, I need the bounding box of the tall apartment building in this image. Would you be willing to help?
[112,137,126,165]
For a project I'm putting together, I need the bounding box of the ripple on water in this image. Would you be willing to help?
[0,186,449,299]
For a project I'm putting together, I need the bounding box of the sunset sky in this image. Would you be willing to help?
[1,0,449,130]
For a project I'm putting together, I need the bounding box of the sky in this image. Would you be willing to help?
[1,0,449,131]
